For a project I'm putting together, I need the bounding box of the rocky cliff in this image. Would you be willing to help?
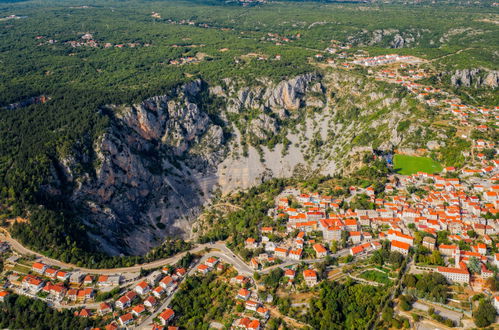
[449,69,498,88]
[50,70,429,255]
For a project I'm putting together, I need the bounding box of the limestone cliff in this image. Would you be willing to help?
[50,70,430,255]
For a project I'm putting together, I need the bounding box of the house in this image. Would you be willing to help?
[349,231,362,244]
[313,244,327,258]
[144,296,157,308]
[0,291,9,302]
[257,306,270,318]
[97,275,109,286]
[132,304,146,317]
[237,288,251,300]
[245,238,258,249]
[439,244,458,256]
[422,237,436,250]
[78,308,92,318]
[135,281,150,295]
[118,313,134,326]
[99,302,112,315]
[153,286,166,298]
[67,289,78,301]
[45,268,57,279]
[197,264,210,274]
[84,287,94,299]
[245,300,260,311]
[350,245,364,256]
[82,275,94,285]
[115,295,131,309]
[69,272,84,284]
[284,269,296,281]
[32,262,47,275]
[477,243,487,255]
[303,269,318,286]
[205,257,219,268]
[159,308,175,325]
[288,249,302,260]
[56,271,69,281]
[494,296,499,313]
[274,247,288,258]
[391,240,410,255]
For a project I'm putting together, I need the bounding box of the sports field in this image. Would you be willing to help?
[393,155,443,175]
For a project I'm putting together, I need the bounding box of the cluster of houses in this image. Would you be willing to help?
[108,267,185,328]
[242,147,498,289]
[8,261,118,304]
[371,59,499,129]
[351,54,424,67]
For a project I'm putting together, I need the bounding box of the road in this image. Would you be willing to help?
[0,230,220,275]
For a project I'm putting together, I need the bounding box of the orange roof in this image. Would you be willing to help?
[350,246,364,254]
[303,269,317,278]
[391,240,410,250]
[437,266,468,274]
[313,244,327,253]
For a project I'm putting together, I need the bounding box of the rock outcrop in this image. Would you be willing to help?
[49,71,424,255]
[449,69,498,88]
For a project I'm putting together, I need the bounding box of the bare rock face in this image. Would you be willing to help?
[450,69,498,88]
[49,71,418,255]
[59,81,227,254]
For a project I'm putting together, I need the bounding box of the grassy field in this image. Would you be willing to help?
[393,154,443,175]
[359,270,392,285]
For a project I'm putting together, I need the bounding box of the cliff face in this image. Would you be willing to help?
[50,70,425,255]
[449,69,498,88]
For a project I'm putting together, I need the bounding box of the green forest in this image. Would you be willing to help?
[0,294,102,329]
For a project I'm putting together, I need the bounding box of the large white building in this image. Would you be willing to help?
[437,266,470,284]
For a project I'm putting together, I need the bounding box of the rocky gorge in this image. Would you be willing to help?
[46,70,431,255]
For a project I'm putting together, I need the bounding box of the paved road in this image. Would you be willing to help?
[413,301,462,323]
[0,230,219,275]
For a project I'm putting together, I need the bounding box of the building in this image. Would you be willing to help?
[313,244,327,258]
[391,240,410,255]
[159,308,175,325]
[303,269,318,286]
[118,313,133,326]
[135,281,150,295]
[422,237,436,250]
[437,265,470,284]
[32,262,47,275]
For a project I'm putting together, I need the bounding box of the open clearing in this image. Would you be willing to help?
[393,154,443,175]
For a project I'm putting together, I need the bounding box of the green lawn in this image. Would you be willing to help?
[359,270,393,285]
[393,154,443,175]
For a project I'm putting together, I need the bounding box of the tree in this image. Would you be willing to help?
[473,299,496,327]
[468,257,481,274]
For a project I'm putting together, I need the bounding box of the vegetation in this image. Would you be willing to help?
[403,272,449,303]
[11,208,191,268]
[305,280,385,329]
[473,298,496,328]
[0,294,101,329]
[393,154,443,175]
[359,270,392,285]
[0,0,497,261]
[170,273,235,329]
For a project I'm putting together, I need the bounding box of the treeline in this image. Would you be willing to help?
[11,207,192,268]
[0,294,101,329]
